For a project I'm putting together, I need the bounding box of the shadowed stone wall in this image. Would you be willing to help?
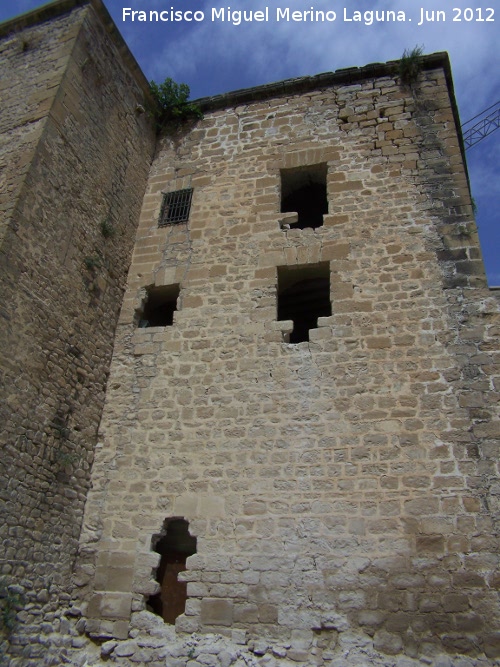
[0,1,155,663]
[76,56,500,664]
[0,3,84,244]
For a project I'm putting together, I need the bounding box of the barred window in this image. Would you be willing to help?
[159,188,193,226]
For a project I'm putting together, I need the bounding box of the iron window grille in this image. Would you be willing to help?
[159,188,193,226]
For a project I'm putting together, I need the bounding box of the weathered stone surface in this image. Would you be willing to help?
[0,1,155,663]
[100,640,117,657]
[79,51,499,664]
[201,600,234,627]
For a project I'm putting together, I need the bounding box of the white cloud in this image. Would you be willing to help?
[2,0,497,281]
[141,0,499,120]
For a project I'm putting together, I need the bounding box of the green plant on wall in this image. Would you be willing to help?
[399,45,424,87]
[149,78,203,130]
[457,222,472,237]
[84,255,101,271]
[100,217,115,239]
[0,580,24,635]
[50,408,71,440]
[55,449,80,468]
[82,253,105,300]
[52,423,70,440]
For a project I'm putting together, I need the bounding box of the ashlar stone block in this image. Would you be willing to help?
[201,599,234,627]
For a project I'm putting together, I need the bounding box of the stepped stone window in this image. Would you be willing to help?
[138,284,179,327]
[280,164,328,229]
[159,188,193,225]
[277,263,331,343]
[148,518,197,625]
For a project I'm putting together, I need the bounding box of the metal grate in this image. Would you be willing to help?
[159,188,193,225]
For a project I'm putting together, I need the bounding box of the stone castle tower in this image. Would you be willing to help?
[1,1,499,665]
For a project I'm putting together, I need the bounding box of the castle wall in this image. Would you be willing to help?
[0,2,156,662]
[78,59,500,663]
[0,5,83,245]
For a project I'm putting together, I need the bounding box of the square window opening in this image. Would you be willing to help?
[280,164,328,230]
[137,284,180,328]
[159,188,193,226]
[277,263,331,343]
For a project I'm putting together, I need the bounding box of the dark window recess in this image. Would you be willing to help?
[281,164,328,230]
[159,188,193,226]
[148,518,197,625]
[278,263,331,343]
[138,284,180,328]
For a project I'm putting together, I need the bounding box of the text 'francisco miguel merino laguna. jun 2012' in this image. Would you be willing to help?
[122,6,495,26]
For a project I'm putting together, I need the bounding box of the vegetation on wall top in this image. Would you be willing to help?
[398,45,424,87]
[149,78,203,130]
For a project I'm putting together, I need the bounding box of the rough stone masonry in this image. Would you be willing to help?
[0,1,499,666]
[0,0,155,663]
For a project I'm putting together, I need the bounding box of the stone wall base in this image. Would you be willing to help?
[4,610,499,667]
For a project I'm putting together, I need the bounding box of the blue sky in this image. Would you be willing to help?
[2,0,499,284]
